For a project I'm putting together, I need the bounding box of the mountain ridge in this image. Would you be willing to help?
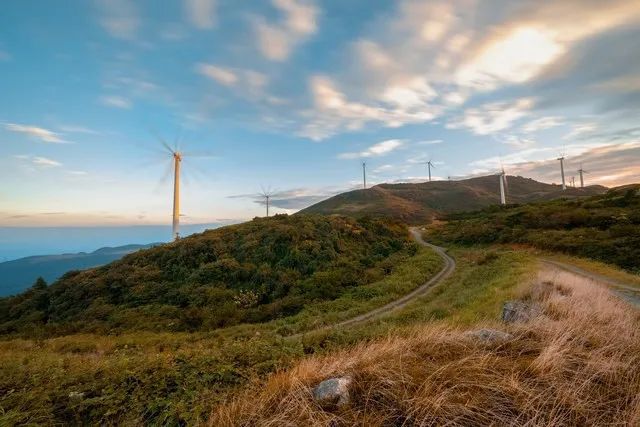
[300,175,607,223]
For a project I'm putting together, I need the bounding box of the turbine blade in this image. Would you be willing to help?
[153,159,175,193]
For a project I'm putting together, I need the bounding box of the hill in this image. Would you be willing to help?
[426,185,640,272]
[0,214,415,337]
[0,244,156,297]
[300,175,607,223]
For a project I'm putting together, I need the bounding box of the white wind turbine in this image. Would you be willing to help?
[362,161,367,189]
[498,166,508,205]
[557,153,567,190]
[154,135,214,241]
[259,186,275,217]
[577,163,589,188]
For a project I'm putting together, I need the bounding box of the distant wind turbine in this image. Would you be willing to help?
[577,163,589,188]
[498,167,507,205]
[557,154,567,190]
[260,186,275,217]
[362,161,367,189]
[423,159,435,182]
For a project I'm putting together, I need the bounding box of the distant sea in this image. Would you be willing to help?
[0,222,239,261]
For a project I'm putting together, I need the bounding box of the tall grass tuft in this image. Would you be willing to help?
[212,268,640,426]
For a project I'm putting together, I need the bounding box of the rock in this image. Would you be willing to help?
[68,391,85,400]
[502,300,540,323]
[466,328,513,343]
[312,376,352,408]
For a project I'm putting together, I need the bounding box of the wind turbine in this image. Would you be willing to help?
[498,167,507,205]
[362,161,367,189]
[154,134,213,241]
[557,154,567,190]
[260,186,275,217]
[577,163,589,188]
[423,159,435,182]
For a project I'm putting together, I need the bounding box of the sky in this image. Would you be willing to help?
[1,0,640,227]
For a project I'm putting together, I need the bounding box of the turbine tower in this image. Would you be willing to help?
[172,151,182,240]
[577,164,589,188]
[423,160,435,182]
[557,155,566,190]
[499,168,507,205]
[362,161,367,189]
[260,187,275,217]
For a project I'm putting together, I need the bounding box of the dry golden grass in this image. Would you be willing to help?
[211,269,640,426]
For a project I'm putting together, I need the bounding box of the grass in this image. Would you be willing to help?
[211,266,640,426]
[0,246,442,425]
[0,245,543,425]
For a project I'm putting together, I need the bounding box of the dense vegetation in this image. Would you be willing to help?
[0,246,527,425]
[0,215,415,337]
[428,185,640,272]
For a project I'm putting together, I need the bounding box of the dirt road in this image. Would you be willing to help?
[540,258,640,307]
[332,228,456,328]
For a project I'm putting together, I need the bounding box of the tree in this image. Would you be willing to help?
[32,277,47,290]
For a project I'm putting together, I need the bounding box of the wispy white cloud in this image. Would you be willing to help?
[100,95,132,109]
[299,76,439,140]
[14,154,62,168]
[96,0,139,39]
[196,64,238,86]
[185,0,217,29]
[521,116,564,133]
[58,125,100,135]
[32,156,62,167]
[447,98,535,135]
[338,139,405,159]
[416,139,443,145]
[254,0,319,61]
[4,123,69,143]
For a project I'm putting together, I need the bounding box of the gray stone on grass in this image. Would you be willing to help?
[68,391,85,400]
[312,376,352,408]
[466,328,514,343]
[502,300,541,323]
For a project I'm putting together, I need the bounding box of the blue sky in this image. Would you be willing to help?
[1,0,640,226]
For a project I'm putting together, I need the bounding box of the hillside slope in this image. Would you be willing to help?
[0,215,414,336]
[427,185,640,272]
[0,244,156,297]
[300,175,606,223]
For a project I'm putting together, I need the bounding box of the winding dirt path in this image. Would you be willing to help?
[540,258,640,307]
[292,228,455,338]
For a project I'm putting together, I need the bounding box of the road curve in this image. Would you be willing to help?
[292,228,455,338]
[540,258,640,307]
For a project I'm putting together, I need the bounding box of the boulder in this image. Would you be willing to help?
[312,376,352,408]
[502,300,540,323]
[68,391,85,400]
[466,328,513,343]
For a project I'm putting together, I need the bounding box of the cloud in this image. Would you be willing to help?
[4,123,68,143]
[299,76,439,140]
[0,50,10,61]
[32,157,62,167]
[14,155,62,168]
[253,0,319,61]
[477,141,640,187]
[100,95,132,109]
[58,125,100,135]
[338,139,404,159]
[416,139,443,145]
[447,98,535,135]
[229,186,341,210]
[522,116,564,133]
[196,64,238,86]
[185,0,217,29]
[96,0,139,39]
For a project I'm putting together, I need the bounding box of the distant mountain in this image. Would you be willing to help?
[0,244,157,296]
[300,175,607,224]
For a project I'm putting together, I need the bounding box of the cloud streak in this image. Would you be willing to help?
[339,139,405,159]
[4,123,69,143]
